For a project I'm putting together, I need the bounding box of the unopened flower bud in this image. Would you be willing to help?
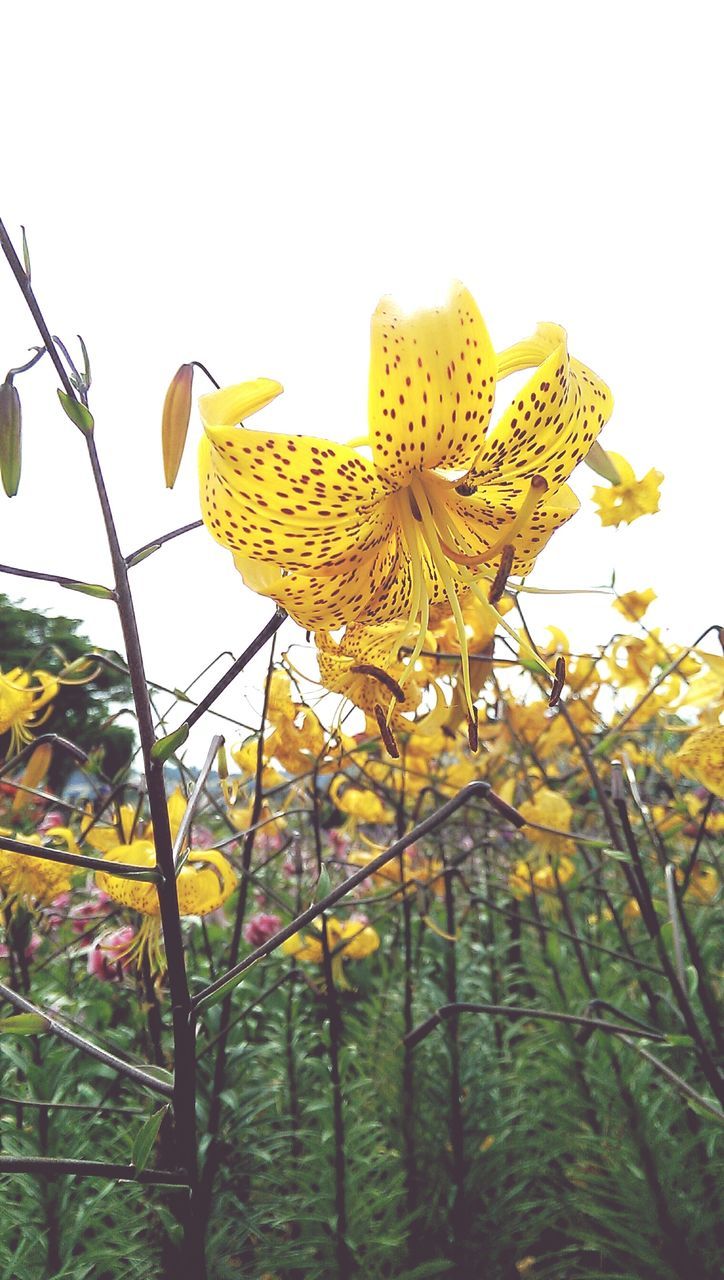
[162,363,194,488]
[0,377,21,496]
[12,742,52,813]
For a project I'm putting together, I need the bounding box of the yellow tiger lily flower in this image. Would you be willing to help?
[0,667,59,756]
[0,829,74,911]
[95,841,237,971]
[282,914,379,989]
[198,284,613,737]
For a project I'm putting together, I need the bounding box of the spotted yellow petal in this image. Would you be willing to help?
[369,283,497,483]
[234,536,405,631]
[200,424,392,573]
[467,324,613,490]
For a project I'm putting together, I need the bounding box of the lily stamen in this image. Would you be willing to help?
[350,663,406,703]
[374,704,400,758]
[488,544,515,604]
[438,475,548,569]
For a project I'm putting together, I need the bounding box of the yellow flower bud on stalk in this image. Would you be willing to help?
[11,742,52,813]
[162,362,194,488]
[0,377,21,496]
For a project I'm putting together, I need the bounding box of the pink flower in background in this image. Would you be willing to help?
[0,932,42,961]
[87,926,136,981]
[37,809,64,833]
[44,891,72,929]
[243,912,282,947]
[327,830,351,860]
[204,906,230,927]
[70,892,112,934]
[189,825,214,849]
[256,829,284,857]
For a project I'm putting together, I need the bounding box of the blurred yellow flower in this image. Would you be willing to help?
[348,847,445,897]
[613,588,656,622]
[518,788,576,856]
[0,830,73,911]
[592,452,663,527]
[509,855,575,899]
[316,620,425,745]
[683,863,720,903]
[282,914,379,988]
[329,777,394,825]
[676,726,724,797]
[0,667,58,756]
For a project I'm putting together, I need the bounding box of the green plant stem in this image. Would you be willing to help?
[612,781,724,1106]
[404,1003,668,1050]
[198,636,277,1240]
[442,852,466,1277]
[0,217,205,1275]
[194,781,525,1009]
[0,832,162,882]
[394,787,419,1266]
[311,772,351,1280]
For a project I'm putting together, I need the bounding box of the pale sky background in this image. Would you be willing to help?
[1,2,721,761]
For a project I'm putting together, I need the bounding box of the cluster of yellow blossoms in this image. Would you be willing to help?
[197,283,615,755]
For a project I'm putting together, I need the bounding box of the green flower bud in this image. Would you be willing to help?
[0,377,21,496]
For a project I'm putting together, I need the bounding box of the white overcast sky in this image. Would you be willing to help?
[0,1,722,760]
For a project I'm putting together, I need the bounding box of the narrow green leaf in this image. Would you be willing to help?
[21,225,31,280]
[602,846,633,862]
[519,656,548,677]
[126,544,161,567]
[141,1064,175,1087]
[0,1013,49,1035]
[132,1104,169,1172]
[151,723,190,763]
[78,334,92,390]
[60,581,115,600]
[57,389,94,435]
[106,864,163,883]
[314,865,331,902]
[194,959,259,1012]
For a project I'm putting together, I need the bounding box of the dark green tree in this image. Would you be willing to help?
[0,592,134,787]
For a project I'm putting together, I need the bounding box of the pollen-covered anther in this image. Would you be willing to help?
[350,663,406,703]
[548,656,566,707]
[374,703,400,758]
[439,475,549,569]
[488,544,515,605]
